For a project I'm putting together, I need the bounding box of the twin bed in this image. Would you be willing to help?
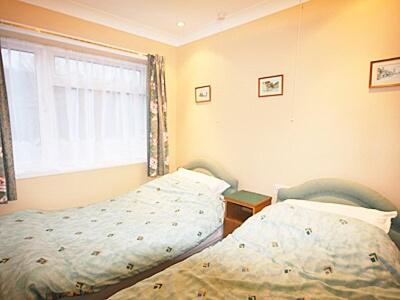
[0,160,238,299]
[1,161,399,299]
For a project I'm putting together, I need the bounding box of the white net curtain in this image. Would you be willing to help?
[0,37,147,178]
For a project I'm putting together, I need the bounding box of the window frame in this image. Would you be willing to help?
[1,37,148,179]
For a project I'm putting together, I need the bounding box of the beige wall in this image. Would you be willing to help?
[1,0,399,214]
[0,0,178,214]
[176,0,400,206]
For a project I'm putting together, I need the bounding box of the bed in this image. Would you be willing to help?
[109,178,400,299]
[0,159,238,300]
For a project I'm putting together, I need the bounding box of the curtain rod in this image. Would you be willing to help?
[0,20,148,58]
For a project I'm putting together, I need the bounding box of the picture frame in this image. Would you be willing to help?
[195,85,211,103]
[258,74,284,97]
[369,56,400,88]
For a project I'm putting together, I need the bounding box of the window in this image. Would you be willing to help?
[1,38,147,178]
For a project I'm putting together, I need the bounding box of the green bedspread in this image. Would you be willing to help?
[0,172,224,299]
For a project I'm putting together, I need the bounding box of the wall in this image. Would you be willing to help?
[1,0,399,214]
[0,0,178,214]
[176,0,400,206]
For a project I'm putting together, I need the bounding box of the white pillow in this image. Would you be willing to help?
[176,168,230,195]
[284,199,397,233]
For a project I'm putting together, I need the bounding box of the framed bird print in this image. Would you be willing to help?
[258,74,284,97]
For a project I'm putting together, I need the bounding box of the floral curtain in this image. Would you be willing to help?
[147,54,169,177]
[0,43,17,203]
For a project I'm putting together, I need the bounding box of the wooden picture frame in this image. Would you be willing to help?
[195,85,211,103]
[369,56,400,88]
[258,74,284,97]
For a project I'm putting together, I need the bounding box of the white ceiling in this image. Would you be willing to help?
[20,0,305,46]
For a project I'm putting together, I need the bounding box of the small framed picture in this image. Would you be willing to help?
[369,56,400,88]
[195,85,211,103]
[258,74,284,97]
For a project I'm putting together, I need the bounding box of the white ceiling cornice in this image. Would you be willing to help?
[20,0,181,46]
[179,0,307,45]
[20,0,307,47]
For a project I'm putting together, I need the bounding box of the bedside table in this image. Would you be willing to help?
[223,190,272,237]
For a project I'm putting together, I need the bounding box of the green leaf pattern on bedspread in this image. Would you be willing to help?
[0,173,224,299]
[110,202,400,300]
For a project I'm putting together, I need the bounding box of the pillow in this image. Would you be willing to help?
[176,168,230,195]
[284,199,397,233]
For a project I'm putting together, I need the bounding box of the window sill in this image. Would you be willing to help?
[16,160,147,180]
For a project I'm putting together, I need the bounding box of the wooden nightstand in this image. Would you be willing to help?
[223,190,272,237]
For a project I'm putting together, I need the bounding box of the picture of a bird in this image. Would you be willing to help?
[263,80,280,92]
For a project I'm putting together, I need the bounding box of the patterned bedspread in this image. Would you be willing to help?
[0,173,224,299]
[110,201,400,300]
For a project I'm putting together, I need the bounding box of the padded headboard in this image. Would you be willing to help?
[277,178,400,248]
[181,159,238,195]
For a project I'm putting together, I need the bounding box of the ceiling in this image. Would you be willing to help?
[21,0,305,46]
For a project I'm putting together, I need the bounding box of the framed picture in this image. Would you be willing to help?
[258,74,284,97]
[195,85,211,103]
[369,56,400,88]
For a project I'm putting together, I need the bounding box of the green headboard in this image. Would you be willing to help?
[181,159,238,195]
[277,178,400,248]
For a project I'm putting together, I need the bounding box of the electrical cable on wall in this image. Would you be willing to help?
[289,0,304,124]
